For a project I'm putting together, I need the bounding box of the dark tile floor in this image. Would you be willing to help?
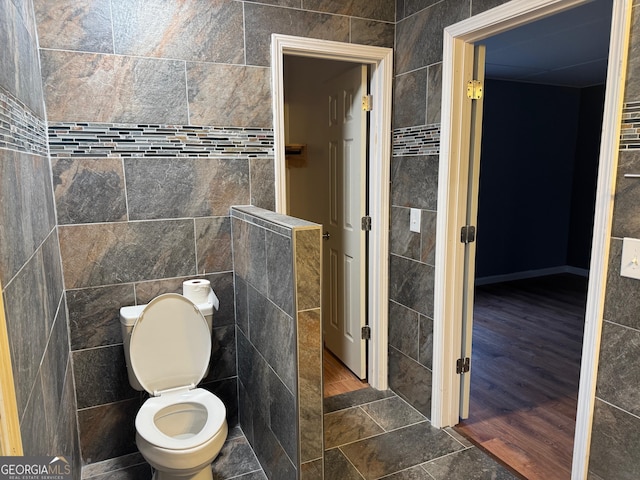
[82,389,518,480]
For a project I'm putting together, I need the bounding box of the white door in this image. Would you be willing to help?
[459,44,486,419]
[322,65,368,379]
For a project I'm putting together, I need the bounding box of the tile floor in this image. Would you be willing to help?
[82,389,519,480]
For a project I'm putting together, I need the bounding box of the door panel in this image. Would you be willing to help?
[322,65,368,379]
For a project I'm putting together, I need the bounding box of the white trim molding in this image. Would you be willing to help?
[270,34,393,389]
[432,2,631,480]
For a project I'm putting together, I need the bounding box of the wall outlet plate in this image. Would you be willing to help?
[621,237,640,280]
[410,208,421,233]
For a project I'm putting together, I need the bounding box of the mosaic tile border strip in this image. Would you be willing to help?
[0,87,48,156]
[393,124,440,156]
[620,101,640,150]
[48,122,274,158]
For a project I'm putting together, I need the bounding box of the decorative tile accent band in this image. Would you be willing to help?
[0,87,48,156]
[621,101,640,150]
[393,124,440,156]
[48,122,274,158]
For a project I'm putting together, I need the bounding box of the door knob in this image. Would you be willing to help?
[322,231,330,240]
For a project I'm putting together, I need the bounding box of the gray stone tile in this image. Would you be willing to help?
[393,69,427,129]
[395,0,469,74]
[211,435,262,480]
[422,446,519,479]
[389,347,432,418]
[202,324,237,383]
[340,421,463,480]
[351,18,394,48]
[250,157,276,211]
[42,231,65,330]
[420,209,437,266]
[389,254,434,317]
[81,453,146,479]
[612,150,640,238]
[266,230,294,316]
[603,239,640,330]
[77,399,139,464]
[21,372,50,455]
[624,5,640,102]
[235,276,249,335]
[233,219,269,296]
[323,386,395,413]
[40,50,188,124]
[426,62,443,125]
[67,284,136,350]
[34,0,113,53]
[380,465,432,479]
[595,321,640,417]
[237,330,273,424]
[187,63,272,127]
[112,0,244,64]
[3,247,51,416]
[324,448,365,480]
[196,216,233,274]
[295,228,321,311]
[52,157,127,225]
[0,150,56,285]
[125,157,250,220]
[391,206,421,260]
[58,220,196,288]
[87,463,152,480]
[202,377,239,427]
[589,398,640,480]
[244,3,349,66]
[471,0,510,16]
[269,367,298,464]
[418,314,433,369]
[360,396,426,432]
[389,300,420,361]
[251,408,297,480]
[72,345,138,408]
[247,286,296,393]
[55,360,80,473]
[301,459,323,480]
[391,155,439,210]
[303,0,395,22]
[324,407,384,449]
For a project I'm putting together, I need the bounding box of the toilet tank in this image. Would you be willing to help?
[119,295,215,392]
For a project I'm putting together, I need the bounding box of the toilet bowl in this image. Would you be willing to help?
[120,292,227,480]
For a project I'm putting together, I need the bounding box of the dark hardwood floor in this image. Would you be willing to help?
[455,274,588,480]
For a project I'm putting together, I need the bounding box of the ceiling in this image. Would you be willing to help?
[483,0,613,88]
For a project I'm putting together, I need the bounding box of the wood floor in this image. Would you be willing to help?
[455,274,587,480]
[323,347,368,398]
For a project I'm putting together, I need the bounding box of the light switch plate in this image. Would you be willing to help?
[410,208,421,233]
[621,237,640,280]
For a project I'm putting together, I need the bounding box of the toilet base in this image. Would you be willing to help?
[152,466,213,480]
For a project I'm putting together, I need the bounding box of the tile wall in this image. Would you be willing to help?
[0,0,80,475]
[232,206,322,480]
[32,0,392,470]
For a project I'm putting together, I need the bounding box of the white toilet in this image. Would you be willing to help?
[120,291,228,480]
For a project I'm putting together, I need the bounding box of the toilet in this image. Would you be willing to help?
[120,291,228,480]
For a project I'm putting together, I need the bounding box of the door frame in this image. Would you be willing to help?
[271,34,393,389]
[431,1,631,479]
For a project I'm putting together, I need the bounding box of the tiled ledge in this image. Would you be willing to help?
[0,86,48,156]
[48,122,274,158]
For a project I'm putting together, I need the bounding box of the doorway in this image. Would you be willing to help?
[283,56,369,384]
[271,35,393,391]
[432,0,631,479]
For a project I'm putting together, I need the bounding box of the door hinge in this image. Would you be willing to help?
[361,325,371,340]
[460,225,476,244]
[362,94,373,112]
[361,216,372,231]
[466,80,483,100]
[456,357,470,374]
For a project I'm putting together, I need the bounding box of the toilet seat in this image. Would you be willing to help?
[129,293,211,395]
[135,388,226,450]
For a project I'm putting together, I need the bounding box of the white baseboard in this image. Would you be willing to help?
[475,265,589,286]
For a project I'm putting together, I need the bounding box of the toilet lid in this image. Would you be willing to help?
[130,293,211,395]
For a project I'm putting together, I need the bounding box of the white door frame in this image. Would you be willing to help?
[432,1,631,479]
[271,34,393,389]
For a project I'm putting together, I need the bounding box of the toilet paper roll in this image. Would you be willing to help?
[183,279,212,305]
